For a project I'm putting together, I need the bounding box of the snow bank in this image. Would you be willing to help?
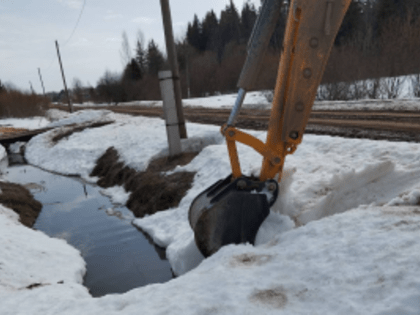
[0,144,8,174]
[1,204,420,315]
[73,87,420,112]
[134,131,420,275]
[4,108,420,314]
[25,111,223,179]
[45,108,71,122]
[24,110,420,275]
[0,204,87,297]
[8,141,25,154]
[312,98,420,112]
[72,91,270,109]
[0,117,50,130]
[46,109,115,128]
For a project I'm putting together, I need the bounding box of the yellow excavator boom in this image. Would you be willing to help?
[190,0,352,257]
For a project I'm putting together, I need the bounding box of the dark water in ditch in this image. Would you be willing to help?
[5,163,173,297]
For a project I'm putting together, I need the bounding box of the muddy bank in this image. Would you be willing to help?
[0,181,42,227]
[91,147,197,217]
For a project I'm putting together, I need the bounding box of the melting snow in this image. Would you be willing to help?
[0,107,420,314]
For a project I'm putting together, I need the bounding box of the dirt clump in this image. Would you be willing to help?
[52,121,113,144]
[126,172,195,217]
[250,287,288,309]
[0,182,42,227]
[91,147,198,218]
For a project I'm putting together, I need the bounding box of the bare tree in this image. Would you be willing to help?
[381,77,405,99]
[96,71,125,105]
[120,31,132,67]
[411,74,420,97]
[135,30,147,76]
[72,78,84,104]
[316,82,353,101]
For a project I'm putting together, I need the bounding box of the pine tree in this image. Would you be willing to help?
[376,0,406,32]
[240,1,257,43]
[123,59,143,81]
[219,0,242,47]
[202,10,219,52]
[146,40,165,76]
[187,15,203,51]
[335,0,364,46]
[0,80,4,94]
[406,0,420,23]
[135,36,147,76]
[270,1,289,50]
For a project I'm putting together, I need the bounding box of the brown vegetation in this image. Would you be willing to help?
[0,89,50,118]
[90,147,198,218]
[0,182,42,227]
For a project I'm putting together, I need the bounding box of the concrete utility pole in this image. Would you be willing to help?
[38,68,46,98]
[55,40,73,113]
[159,0,187,139]
[159,70,182,156]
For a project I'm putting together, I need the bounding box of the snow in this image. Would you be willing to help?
[0,204,87,294]
[45,109,116,128]
[71,78,420,112]
[73,92,420,112]
[45,108,71,122]
[1,201,420,315]
[1,105,420,314]
[8,141,25,154]
[0,117,50,130]
[72,91,270,109]
[99,186,130,206]
[0,144,8,174]
[312,98,420,111]
[25,111,223,179]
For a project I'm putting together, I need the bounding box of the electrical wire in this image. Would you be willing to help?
[43,0,87,72]
[63,0,87,47]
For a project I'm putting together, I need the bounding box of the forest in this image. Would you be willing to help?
[66,0,420,103]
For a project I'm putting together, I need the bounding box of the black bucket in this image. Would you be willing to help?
[189,175,279,257]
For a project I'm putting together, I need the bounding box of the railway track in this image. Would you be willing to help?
[50,104,420,143]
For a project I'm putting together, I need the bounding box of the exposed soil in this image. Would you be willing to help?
[52,121,113,144]
[0,181,42,227]
[91,147,198,218]
[0,127,28,134]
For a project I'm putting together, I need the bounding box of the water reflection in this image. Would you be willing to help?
[5,164,173,297]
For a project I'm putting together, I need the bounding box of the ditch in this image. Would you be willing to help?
[4,163,174,297]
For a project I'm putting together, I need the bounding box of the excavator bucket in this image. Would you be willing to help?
[189,175,278,257]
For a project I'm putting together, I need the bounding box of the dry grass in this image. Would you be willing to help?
[0,182,42,227]
[90,147,198,218]
[0,90,50,118]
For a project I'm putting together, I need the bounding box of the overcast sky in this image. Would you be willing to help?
[1,0,260,94]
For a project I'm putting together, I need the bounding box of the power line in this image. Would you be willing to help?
[63,0,87,47]
[44,0,87,72]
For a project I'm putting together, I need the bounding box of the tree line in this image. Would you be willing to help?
[67,0,420,104]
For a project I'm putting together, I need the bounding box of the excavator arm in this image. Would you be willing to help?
[189,0,352,257]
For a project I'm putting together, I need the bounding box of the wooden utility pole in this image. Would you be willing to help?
[55,40,73,113]
[159,0,187,139]
[29,81,35,94]
[38,68,46,98]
